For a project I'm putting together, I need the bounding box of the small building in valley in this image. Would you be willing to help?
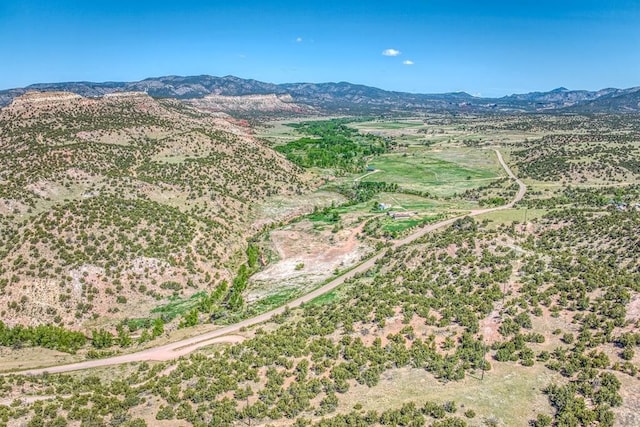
[388,211,414,219]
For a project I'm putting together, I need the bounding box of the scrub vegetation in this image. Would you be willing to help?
[0,92,309,332]
[2,98,640,426]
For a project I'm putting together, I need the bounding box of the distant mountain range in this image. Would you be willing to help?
[1,75,639,114]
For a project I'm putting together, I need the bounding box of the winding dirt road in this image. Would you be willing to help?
[14,149,525,376]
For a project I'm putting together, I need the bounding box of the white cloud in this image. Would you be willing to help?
[382,48,401,57]
[403,60,414,65]
[296,37,303,43]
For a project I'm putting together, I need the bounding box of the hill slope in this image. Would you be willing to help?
[0,91,309,329]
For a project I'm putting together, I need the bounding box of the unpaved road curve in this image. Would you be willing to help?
[14,150,525,376]
[353,168,382,182]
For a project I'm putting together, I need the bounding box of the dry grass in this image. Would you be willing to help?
[615,373,640,427]
[335,364,560,427]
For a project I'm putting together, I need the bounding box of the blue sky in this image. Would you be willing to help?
[1,0,639,96]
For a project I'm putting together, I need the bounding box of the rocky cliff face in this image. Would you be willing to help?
[5,91,84,113]
[188,93,315,115]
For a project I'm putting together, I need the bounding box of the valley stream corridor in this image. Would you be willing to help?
[12,149,526,376]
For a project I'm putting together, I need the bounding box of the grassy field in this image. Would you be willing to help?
[475,208,548,227]
[364,148,501,197]
[335,364,560,426]
[376,192,477,211]
[318,194,473,216]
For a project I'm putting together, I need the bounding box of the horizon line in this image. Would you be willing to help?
[1,73,638,99]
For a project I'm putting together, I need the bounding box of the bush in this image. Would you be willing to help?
[531,413,552,427]
[91,328,113,349]
[160,281,182,291]
[156,405,175,420]
[621,347,634,361]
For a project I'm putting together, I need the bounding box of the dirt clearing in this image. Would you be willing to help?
[247,217,374,302]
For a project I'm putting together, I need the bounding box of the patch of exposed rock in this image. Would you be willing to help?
[189,93,315,115]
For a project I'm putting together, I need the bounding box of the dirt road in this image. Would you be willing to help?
[353,169,382,182]
[14,149,525,376]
